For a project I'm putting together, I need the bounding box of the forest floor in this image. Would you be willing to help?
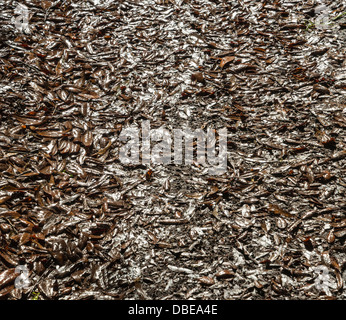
[0,0,345,300]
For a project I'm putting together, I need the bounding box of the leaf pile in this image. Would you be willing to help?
[0,0,345,300]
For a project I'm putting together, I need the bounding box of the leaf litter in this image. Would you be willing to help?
[0,0,345,300]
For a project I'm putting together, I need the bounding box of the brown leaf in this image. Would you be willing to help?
[40,166,53,175]
[327,230,335,244]
[268,204,294,218]
[220,56,235,68]
[335,271,343,291]
[14,115,46,126]
[313,84,330,94]
[0,285,14,298]
[145,169,153,181]
[0,269,17,290]
[41,1,52,9]
[19,233,32,246]
[78,92,99,99]
[36,131,66,138]
[215,269,234,279]
[334,229,346,238]
[232,64,258,73]
[199,276,215,286]
[191,72,205,83]
[157,219,189,225]
[0,195,11,205]
[82,131,93,147]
